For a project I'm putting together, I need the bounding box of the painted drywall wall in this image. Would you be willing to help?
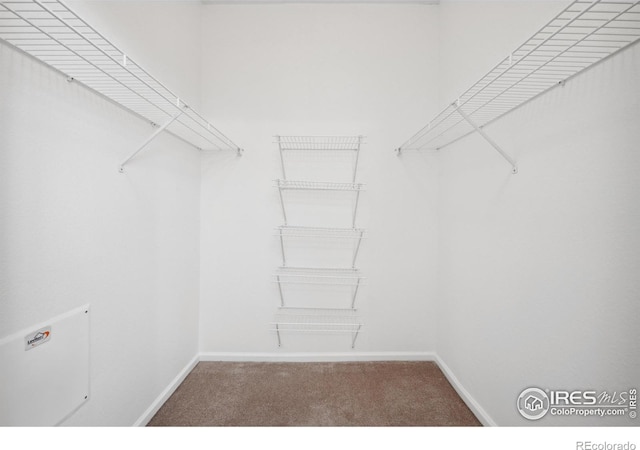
[0,2,201,426]
[198,3,440,355]
[437,2,640,426]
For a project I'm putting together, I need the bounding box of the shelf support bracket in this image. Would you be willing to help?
[454,102,518,174]
[277,186,288,225]
[351,278,361,310]
[352,136,362,182]
[351,324,362,349]
[352,190,361,228]
[276,275,285,307]
[119,109,184,173]
[351,230,364,269]
[279,233,287,267]
[277,135,287,179]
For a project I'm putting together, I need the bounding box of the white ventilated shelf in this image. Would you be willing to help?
[277,135,363,151]
[274,267,364,310]
[0,0,241,154]
[396,0,640,163]
[276,225,365,239]
[272,310,363,348]
[275,267,364,286]
[277,135,363,184]
[276,180,364,227]
[276,226,366,268]
[275,180,364,191]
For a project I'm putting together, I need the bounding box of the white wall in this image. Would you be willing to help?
[437,1,640,426]
[198,3,440,355]
[0,2,201,426]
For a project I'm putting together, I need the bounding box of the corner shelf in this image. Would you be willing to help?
[0,0,242,170]
[275,226,366,268]
[395,0,640,173]
[274,267,364,310]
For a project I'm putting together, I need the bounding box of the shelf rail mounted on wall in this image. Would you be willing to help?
[0,0,243,171]
[394,0,640,173]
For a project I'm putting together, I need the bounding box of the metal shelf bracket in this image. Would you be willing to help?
[351,324,362,349]
[119,109,185,173]
[454,101,518,174]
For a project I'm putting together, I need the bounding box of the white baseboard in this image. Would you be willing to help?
[133,354,199,427]
[199,351,436,362]
[434,354,496,426]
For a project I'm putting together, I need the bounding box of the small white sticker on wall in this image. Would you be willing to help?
[25,327,51,351]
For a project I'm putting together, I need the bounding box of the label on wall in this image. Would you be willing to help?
[24,327,52,350]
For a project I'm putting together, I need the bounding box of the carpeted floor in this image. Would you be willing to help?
[148,361,481,426]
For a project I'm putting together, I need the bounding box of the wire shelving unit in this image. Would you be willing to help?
[395,0,640,173]
[275,226,366,268]
[272,310,363,349]
[0,0,243,171]
[272,135,366,347]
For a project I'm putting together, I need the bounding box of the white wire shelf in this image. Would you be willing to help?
[276,180,364,227]
[277,135,364,184]
[0,0,242,156]
[276,226,366,268]
[396,0,640,167]
[272,310,363,348]
[275,267,364,286]
[275,180,364,191]
[277,135,363,151]
[275,267,364,309]
[275,226,365,239]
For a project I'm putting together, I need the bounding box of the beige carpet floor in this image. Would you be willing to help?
[148,361,481,427]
